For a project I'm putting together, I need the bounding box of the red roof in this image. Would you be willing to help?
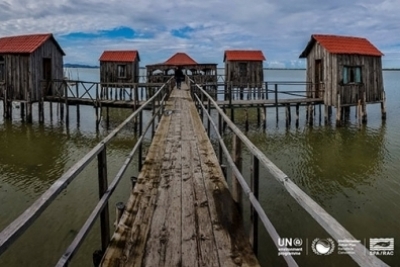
[163,52,197,65]
[0,33,65,55]
[99,50,140,62]
[224,50,266,61]
[300,34,383,58]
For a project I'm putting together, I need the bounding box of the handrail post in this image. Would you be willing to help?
[250,155,259,255]
[231,134,242,214]
[274,84,278,124]
[207,97,211,137]
[138,110,143,171]
[97,147,110,253]
[151,87,155,138]
[229,82,234,122]
[218,113,223,164]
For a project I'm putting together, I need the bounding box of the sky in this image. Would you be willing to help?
[1,0,400,68]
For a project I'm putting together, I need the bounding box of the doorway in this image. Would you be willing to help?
[314,59,322,98]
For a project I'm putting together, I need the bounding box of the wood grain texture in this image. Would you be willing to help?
[101,84,260,267]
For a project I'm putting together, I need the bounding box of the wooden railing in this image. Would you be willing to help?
[44,80,166,103]
[0,78,173,266]
[189,78,389,267]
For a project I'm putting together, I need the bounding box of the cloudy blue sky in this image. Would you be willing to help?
[1,0,400,68]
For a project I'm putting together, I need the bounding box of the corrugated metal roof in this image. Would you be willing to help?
[99,50,140,62]
[224,50,266,62]
[163,52,197,65]
[300,34,383,58]
[0,33,65,55]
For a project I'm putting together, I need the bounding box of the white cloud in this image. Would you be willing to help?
[1,0,399,67]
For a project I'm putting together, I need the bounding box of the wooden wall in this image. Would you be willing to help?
[100,61,139,84]
[32,38,64,100]
[0,38,64,102]
[336,55,384,106]
[305,42,384,107]
[225,61,264,87]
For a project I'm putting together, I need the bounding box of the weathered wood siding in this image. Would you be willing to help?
[305,42,337,105]
[225,61,264,87]
[32,38,64,100]
[336,55,383,106]
[0,54,30,100]
[305,43,383,106]
[0,38,64,102]
[100,61,138,83]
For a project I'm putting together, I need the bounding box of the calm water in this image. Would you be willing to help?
[1,68,399,266]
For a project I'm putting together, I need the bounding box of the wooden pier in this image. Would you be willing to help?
[100,84,259,266]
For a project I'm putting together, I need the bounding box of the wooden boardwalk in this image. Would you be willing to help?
[100,85,260,267]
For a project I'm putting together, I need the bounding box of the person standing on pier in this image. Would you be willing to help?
[174,66,184,89]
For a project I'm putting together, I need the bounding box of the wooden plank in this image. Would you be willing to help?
[188,93,259,267]
[100,110,171,266]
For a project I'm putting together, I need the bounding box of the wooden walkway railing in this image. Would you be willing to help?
[0,79,173,266]
[100,84,260,267]
[189,78,389,267]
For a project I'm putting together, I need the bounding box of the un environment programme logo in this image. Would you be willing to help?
[311,238,335,255]
[277,238,304,256]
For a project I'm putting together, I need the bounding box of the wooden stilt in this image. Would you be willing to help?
[381,91,387,120]
[336,94,341,127]
[362,91,367,124]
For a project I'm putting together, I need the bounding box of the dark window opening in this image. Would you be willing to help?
[117,65,126,78]
[343,66,361,84]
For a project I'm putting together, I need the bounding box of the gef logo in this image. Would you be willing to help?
[278,238,303,247]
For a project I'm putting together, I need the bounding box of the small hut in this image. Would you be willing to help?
[146,52,217,85]
[99,50,140,84]
[299,34,385,122]
[0,33,65,103]
[223,50,266,87]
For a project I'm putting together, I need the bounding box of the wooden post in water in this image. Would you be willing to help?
[362,91,367,124]
[308,104,314,126]
[336,93,342,126]
[27,91,33,123]
[250,155,259,255]
[231,134,242,214]
[381,91,387,120]
[97,147,110,253]
[324,105,329,123]
[20,102,25,121]
[295,103,300,128]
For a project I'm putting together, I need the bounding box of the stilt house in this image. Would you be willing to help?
[0,33,65,102]
[299,34,384,107]
[223,50,266,87]
[146,52,217,84]
[99,50,140,83]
